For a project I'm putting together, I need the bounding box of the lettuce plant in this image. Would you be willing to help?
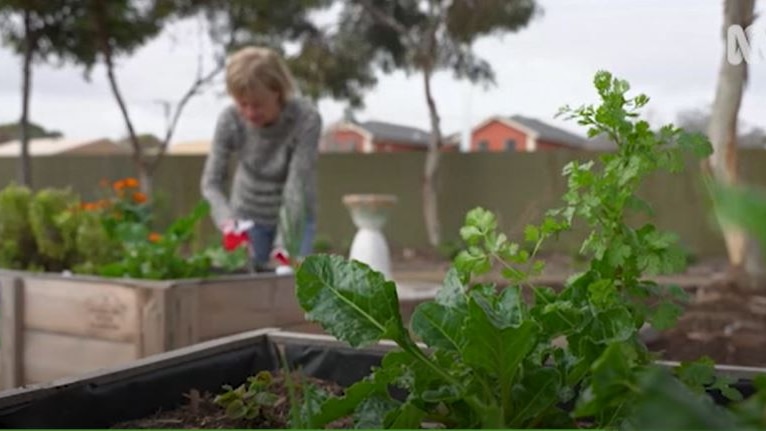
[294,71,715,429]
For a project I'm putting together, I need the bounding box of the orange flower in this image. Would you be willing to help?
[81,202,99,211]
[132,191,147,204]
[113,180,126,192]
[148,232,162,243]
[124,178,139,188]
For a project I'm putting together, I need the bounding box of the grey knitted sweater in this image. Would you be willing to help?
[200,97,321,232]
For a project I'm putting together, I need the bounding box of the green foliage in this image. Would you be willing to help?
[337,0,539,84]
[294,71,721,428]
[0,183,37,269]
[214,371,280,420]
[197,0,377,108]
[0,121,62,144]
[97,201,213,280]
[0,180,234,280]
[27,187,81,271]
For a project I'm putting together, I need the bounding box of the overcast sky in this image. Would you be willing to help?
[1,0,765,146]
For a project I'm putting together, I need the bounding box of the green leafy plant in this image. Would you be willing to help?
[294,71,716,429]
[0,183,37,270]
[97,201,213,280]
[28,187,81,271]
[214,370,280,420]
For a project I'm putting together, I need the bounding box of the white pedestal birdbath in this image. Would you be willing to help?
[343,194,398,280]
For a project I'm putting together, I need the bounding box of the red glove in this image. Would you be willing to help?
[223,230,249,251]
[221,219,254,251]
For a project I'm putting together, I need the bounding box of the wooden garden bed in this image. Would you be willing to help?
[0,270,435,390]
[0,270,301,390]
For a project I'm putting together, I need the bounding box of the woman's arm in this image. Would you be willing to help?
[201,107,241,229]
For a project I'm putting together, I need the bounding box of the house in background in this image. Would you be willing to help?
[321,120,459,153]
[469,115,592,152]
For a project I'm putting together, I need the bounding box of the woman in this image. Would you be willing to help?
[201,46,320,270]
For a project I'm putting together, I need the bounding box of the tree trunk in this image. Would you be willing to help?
[707,0,765,287]
[422,67,442,247]
[18,9,34,187]
[92,0,149,195]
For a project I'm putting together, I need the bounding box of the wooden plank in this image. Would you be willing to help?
[0,276,24,389]
[23,278,140,343]
[166,284,199,350]
[23,330,137,385]
[137,288,168,357]
[196,277,304,341]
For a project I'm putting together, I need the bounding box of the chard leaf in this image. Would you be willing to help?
[435,267,467,309]
[296,254,406,347]
[509,367,562,426]
[462,296,538,388]
[628,367,738,430]
[384,402,427,429]
[353,396,399,429]
[381,350,460,401]
[587,307,635,344]
[308,366,397,428]
[411,302,467,351]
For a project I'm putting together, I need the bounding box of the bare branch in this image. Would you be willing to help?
[148,59,225,174]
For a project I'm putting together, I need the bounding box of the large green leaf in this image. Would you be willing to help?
[461,296,538,389]
[627,367,738,430]
[410,301,467,351]
[509,367,562,426]
[296,254,406,347]
[586,307,635,344]
[308,366,397,428]
[384,402,427,429]
[353,396,400,429]
[435,267,467,309]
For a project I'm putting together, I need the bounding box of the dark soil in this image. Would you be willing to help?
[647,276,766,367]
[112,371,349,429]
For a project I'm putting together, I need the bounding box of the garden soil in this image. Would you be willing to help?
[112,371,350,429]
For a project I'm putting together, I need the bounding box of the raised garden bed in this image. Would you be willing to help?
[0,269,435,390]
[0,270,298,389]
[0,329,760,429]
[3,328,765,428]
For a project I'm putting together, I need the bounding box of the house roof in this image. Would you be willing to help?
[508,115,588,147]
[167,139,211,155]
[0,137,128,157]
[358,121,432,146]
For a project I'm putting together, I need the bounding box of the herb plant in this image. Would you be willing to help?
[214,370,281,420]
[295,71,716,428]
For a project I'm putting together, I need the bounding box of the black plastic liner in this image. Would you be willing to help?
[0,337,390,429]
[0,335,757,429]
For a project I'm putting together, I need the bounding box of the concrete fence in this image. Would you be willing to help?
[2,150,765,257]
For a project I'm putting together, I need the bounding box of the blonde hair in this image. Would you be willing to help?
[225,46,296,104]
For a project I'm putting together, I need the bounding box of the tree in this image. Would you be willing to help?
[335,0,541,247]
[705,0,765,288]
[0,0,76,186]
[0,121,62,144]
[195,0,379,109]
